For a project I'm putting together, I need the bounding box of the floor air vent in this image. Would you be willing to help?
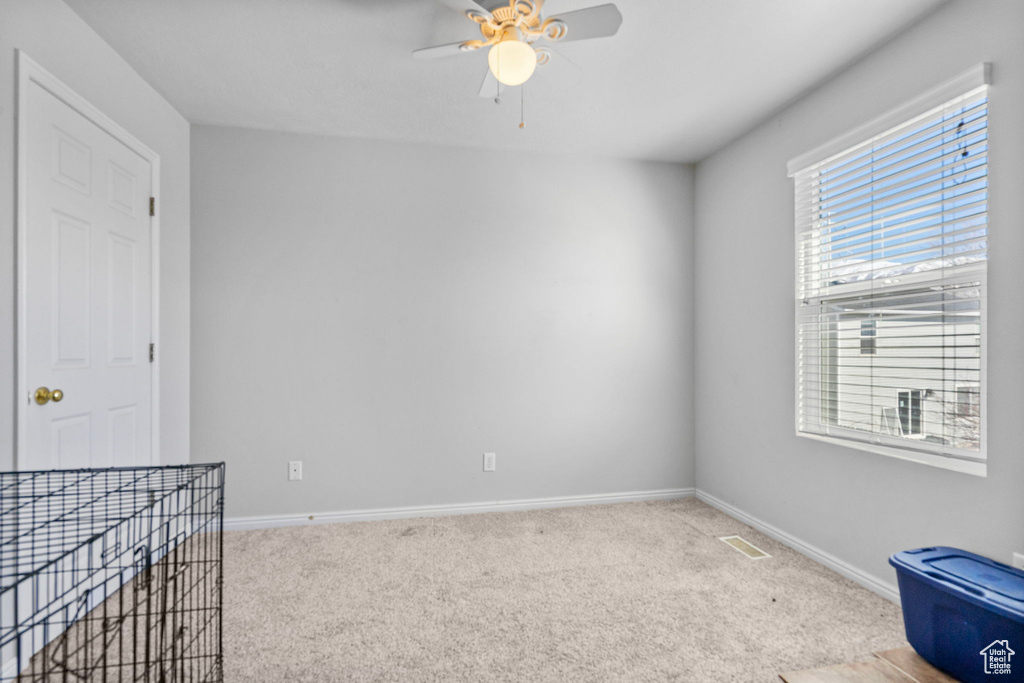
[719,535,771,559]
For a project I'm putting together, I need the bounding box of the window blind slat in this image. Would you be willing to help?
[806,113,991,198]
[806,109,988,194]
[804,213,987,257]
[812,159,987,222]
[805,154,988,227]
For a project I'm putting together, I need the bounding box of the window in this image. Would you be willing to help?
[897,390,923,436]
[956,384,980,417]
[789,65,989,476]
[859,320,877,355]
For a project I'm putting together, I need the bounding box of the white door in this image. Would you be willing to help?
[21,68,154,470]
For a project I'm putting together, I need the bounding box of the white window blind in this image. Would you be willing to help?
[792,75,989,476]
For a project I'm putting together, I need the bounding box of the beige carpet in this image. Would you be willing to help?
[223,498,907,682]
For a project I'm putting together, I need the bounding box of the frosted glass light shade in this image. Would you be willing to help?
[487,38,537,86]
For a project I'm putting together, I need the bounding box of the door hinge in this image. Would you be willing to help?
[149,197,155,217]
[149,343,155,363]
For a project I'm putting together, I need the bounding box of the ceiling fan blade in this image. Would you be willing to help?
[544,4,622,43]
[434,0,492,19]
[413,42,471,60]
[478,68,506,99]
[528,47,583,95]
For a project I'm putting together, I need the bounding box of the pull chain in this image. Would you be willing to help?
[519,84,525,129]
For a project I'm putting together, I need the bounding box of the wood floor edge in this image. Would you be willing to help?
[779,647,957,682]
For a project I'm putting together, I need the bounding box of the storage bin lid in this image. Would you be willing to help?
[930,557,1024,601]
[890,547,1024,622]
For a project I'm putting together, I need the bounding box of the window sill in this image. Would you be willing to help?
[797,431,987,477]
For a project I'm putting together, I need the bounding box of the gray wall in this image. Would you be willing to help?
[191,126,695,518]
[0,0,191,469]
[694,0,1024,592]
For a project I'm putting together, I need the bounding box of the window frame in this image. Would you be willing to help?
[789,65,991,478]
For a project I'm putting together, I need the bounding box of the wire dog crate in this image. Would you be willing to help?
[1,464,225,682]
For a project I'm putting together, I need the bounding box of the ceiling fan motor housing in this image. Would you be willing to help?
[413,0,623,98]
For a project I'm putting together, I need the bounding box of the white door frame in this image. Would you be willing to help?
[16,50,161,469]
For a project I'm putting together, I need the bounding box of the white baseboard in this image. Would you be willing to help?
[695,489,900,604]
[225,487,696,531]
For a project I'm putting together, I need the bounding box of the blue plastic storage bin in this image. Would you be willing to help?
[890,547,1024,682]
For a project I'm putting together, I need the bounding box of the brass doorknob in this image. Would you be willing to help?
[35,387,64,405]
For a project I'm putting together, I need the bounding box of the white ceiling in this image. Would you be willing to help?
[65,0,947,162]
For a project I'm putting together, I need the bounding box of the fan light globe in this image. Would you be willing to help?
[488,37,536,86]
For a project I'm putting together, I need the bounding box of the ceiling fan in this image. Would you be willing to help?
[414,0,623,99]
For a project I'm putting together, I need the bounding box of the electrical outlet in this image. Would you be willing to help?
[483,452,496,472]
[288,461,302,481]
[1013,553,1024,570]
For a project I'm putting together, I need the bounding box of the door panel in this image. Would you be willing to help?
[109,405,137,466]
[107,234,137,365]
[108,161,138,217]
[24,79,153,470]
[50,414,91,469]
[53,127,91,194]
[52,212,92,368]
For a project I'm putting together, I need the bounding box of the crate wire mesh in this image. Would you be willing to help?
[1,464,225,682]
